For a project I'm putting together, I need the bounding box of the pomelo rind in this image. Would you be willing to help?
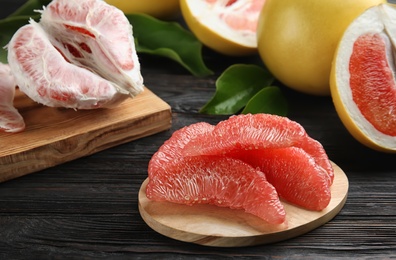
[180,0,260,56]
[330,3,396,152]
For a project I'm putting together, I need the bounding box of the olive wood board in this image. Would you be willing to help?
[138,162,348,247]
[0,87,172,183]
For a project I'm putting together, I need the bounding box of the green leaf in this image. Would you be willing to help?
[200,64,275,115]
[126,13,213,77]
[241,86,288,116]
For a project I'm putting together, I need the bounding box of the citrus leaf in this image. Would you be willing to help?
[241,86,288,116]
[200,64,275,115]
[126,13,213,77]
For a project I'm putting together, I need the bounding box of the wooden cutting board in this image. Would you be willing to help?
[139,162,348,247]
[0,87,172,182]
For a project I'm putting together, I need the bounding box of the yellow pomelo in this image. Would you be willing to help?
[257,0,385,96]
[104,0,180,19]
[330,3,396,152]
[180,0,265,56]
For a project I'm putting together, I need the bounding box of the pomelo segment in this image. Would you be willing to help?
[227,147,331,210]
[180,0,265,56]
[147,155,286,225]
[40,0,144,97]
[7,0,143,110]
[182,114,307,156]
[7,21,123,109]
[182,114,334,183]
[330,3,396,152]
[148,122,214,177]
[0,63,25,133]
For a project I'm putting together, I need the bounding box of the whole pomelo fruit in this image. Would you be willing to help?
[257,0,385,96]
[104,0,180,19]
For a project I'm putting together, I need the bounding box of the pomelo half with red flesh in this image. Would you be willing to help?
[330,3,396,152]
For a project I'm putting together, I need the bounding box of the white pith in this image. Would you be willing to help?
[185,0,258,48]
[335,4,396,150]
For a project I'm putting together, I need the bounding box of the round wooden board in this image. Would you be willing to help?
[138,162,349,247]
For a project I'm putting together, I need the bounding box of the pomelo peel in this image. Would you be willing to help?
[331,3,396,152]
[104,0,180,19]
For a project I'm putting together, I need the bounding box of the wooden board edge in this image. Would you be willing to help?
[0,102,172,183]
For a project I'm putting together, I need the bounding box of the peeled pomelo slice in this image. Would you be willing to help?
[180,0,265,56]
[0,63,25,133]
[147,155,286,225]
[182,114,307,156]
[227,147,332,211]
[39,0,144,97]
[7,21,123,109]
[182,114,334,183]
[330,3,396,152]
[148,122,214,176]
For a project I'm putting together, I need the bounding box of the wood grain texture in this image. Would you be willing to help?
[0,88,171,182]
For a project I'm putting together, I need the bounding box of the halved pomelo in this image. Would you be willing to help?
[180,0,265,56]
[147,155,286,225]
[330,3,396,152]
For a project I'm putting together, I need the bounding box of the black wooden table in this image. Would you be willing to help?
[1,1,395,259]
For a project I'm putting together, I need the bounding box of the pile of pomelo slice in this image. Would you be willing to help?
[146,114,334,225]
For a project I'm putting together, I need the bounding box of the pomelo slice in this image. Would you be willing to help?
[182,114,334,182]
[0,63,25,133]
[180,0,265,56]
[227,147,332,210]
[330,3,396,152]
[147,155,286,225]
[182,114,307,155]
[148,122,214,176]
